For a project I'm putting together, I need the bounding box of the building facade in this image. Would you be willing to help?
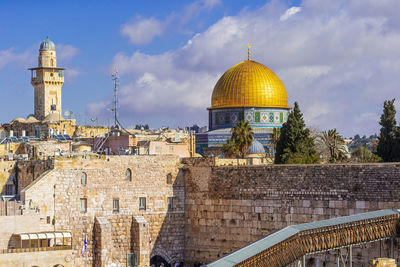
[196,50,291,155]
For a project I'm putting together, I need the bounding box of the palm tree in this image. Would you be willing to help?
[222,138,239,158]
[317,129,346,163]
[231,120,254,158]
[270,127,281,157]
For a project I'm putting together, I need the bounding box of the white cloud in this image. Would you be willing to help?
[56,44,80,61]
[89,0,400,135]
[280,6,301,21]
[121,17,165,44]
[0,48,33,70]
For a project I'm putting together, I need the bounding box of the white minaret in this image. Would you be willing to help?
[29,37,65,121]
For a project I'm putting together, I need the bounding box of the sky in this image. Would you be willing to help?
[0,0,400,137]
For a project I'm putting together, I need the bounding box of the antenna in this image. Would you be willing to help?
[111,71,119,128]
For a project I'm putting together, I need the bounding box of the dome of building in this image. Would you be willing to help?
[248,139,265,155]
[39,37,56,50]
[25,115,40,123]
[210,60,289,109]
[11,117,26,123]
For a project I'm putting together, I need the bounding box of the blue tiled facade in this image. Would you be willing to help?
[196,106,290,155]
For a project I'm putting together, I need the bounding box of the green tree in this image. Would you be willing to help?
[270,127,281,157]
[318,129,346,163]
[223,120,254,158]
[352,145,381,163]
[377,99,398,161]
[275,102,319,164]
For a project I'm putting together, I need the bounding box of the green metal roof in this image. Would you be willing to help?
[207,209,400,267]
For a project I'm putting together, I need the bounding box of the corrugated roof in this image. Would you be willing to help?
[208,209,400,267]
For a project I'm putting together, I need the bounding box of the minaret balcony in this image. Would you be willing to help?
[31,76,64,84]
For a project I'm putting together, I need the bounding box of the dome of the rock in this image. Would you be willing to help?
[210,60,289,109]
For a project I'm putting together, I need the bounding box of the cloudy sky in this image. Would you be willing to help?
[1,0,400,137]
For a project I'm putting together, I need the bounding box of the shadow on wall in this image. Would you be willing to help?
[151,168,186,267]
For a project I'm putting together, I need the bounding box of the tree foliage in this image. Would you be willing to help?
[275,102,319,164]
[352,145,381,163]
[377,99,399,161]
[222,120,254,158]
[317,129,347,163]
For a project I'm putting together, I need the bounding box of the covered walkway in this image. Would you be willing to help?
[208,209,400,267]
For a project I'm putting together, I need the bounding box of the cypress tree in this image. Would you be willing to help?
[377,99,398,161]
[275,102,319,164]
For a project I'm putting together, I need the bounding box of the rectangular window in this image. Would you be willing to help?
[168,197,173,211]
[80,198,87,213]
[139,197,146,211]
[113,198,119,213]
[5,184,14,195]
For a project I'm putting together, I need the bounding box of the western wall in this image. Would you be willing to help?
[1,156,400,266]
[183,158,400,266]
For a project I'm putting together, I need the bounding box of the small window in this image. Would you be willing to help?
[81,173,87,185]
[139,197,146,211]
[80,198,87,213]
[113,199,119,213]
[168,197,173,211]
[5,184,14,195]
[166,173,172,184]
[126,169,132,181]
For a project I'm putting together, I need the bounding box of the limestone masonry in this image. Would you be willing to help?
[1,157,400,266]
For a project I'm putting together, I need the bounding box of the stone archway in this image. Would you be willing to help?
[150,255,170,267]
[151,247,173,264]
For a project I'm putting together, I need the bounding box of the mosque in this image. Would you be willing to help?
[195,45,291,156]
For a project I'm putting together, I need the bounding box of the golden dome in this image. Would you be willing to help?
[210,60,289,109]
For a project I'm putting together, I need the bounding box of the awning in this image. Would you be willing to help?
[16,231,72,240]
[37,233,47,239]
[54,232,63,238]
[20,234,29,240]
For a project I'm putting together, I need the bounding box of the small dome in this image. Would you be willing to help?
[40,37,56,50]
[248,139,265,154]
[11,117,26,123]
[25,115,40,123]
[211,60,289,109]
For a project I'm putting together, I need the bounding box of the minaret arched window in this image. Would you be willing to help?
[126,169,132,181]
[50,59,54,67]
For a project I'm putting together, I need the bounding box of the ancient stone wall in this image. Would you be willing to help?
[23,154,185,266]
[16,159,52,195]
[0,161,16,195]
[183,160,400,266]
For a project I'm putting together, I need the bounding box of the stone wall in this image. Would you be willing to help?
[22,154,185,266]
[16,159,52,195]
[0,215,53,249]
[0,161,16,195]
[0,249,75,266]
[183,160,400,266]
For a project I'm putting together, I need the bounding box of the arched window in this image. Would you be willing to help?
[166,173,172,184]
[126,169,132,181]
[81,172,87,185]
[50,59,54,66]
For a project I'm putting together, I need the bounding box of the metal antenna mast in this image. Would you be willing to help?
[111,71,119,128]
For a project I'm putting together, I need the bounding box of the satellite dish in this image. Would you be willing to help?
[64,110,73,119]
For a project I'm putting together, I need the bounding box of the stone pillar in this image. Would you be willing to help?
[132,216,150,267]
[370,258,396,267]
[94,217,112,267]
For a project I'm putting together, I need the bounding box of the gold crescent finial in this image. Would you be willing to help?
[248,43,251,60]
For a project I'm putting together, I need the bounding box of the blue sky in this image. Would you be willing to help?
[1,0,399,137]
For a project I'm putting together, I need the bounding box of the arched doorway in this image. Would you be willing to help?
[150,255,171,267]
